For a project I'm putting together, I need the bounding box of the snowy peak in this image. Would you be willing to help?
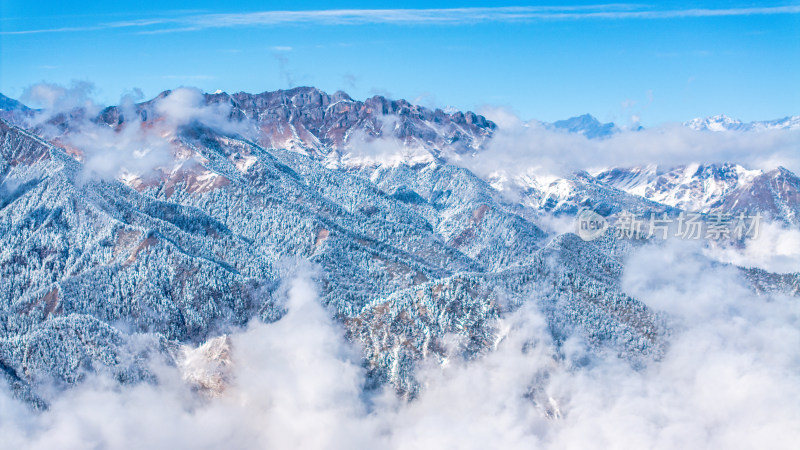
[684,114,744,131]
[596,163,763,212]
[684,114,800,131]
[1,85,799,413]
[753,116,800,131]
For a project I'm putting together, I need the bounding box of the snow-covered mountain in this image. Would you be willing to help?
[551,113,618,138]
[719,167,800,225]
[1,111,659,402]
[0,93,29,112]
[684,114,800,131]
[595,163,761,211]
[596,163,800,225]
[95,87,496,160]
[490,169,677,217]
[0,88,797,409]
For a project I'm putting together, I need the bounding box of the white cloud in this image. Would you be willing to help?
[154,87,230,129]
[0,265,381,450]
[19,84,253,181]
[704,222,800,273]
[67,115,175,181]
[461,108,800,181]
[21,81,100,122]
[3,248,799,449]
[5,5,800,35]
[340,115,434,167]
[386,242,800,449]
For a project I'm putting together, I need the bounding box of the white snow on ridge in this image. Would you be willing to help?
[685,114,800,132]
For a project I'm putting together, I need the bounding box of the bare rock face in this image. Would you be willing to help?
[179,335,233,397]
[95,86,495,158]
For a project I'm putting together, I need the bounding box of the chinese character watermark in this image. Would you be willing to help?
[575,209,762,242]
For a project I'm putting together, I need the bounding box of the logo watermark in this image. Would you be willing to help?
[575,209,762,242]
[576,208,609,241]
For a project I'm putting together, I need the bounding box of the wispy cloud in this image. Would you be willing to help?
[458,107,800,179]
[4,5,800,35]
[160,74,217,80]
[1,25,103,35]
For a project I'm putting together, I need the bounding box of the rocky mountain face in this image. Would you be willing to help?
[94,87,495,159]
[0,88,797,407]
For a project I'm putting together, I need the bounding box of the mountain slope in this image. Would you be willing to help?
[596,163,762,212]
[720,167,800,225]
[0,88,797,408]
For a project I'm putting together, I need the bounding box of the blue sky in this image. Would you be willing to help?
[1,1,798,125]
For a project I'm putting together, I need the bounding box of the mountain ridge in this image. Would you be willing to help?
[4,89,798,137]
[0,87,798,408]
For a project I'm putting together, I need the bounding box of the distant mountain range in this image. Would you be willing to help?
[0,93,29,112]
[684,114,800,132]
[546,112,800,138]
[5,90,798,143]
[0,88,797,407]
[551,113,619,138]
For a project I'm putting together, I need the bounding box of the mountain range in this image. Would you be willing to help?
[684,114,800,132]
[0,87,797,407]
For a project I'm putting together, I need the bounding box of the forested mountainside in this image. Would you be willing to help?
[0,88,797,407]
